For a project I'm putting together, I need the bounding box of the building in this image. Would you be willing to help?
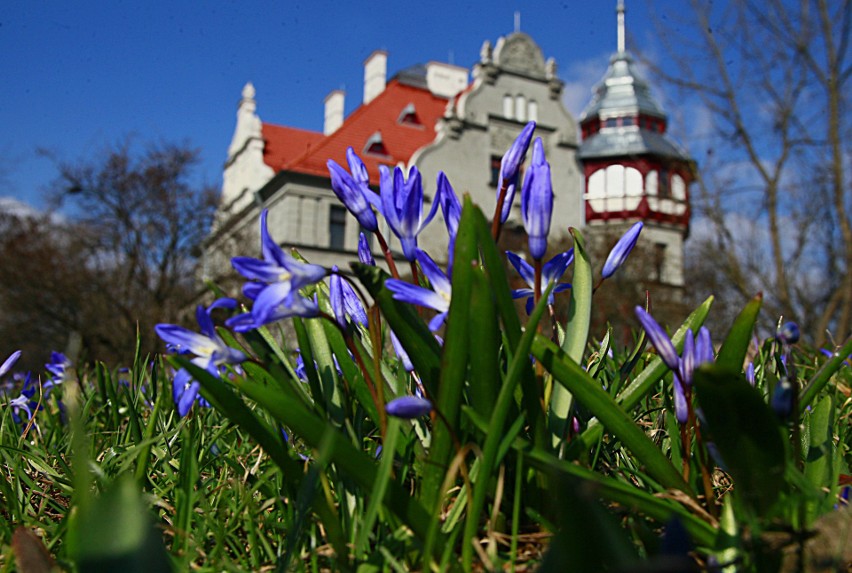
[202,3,692,299]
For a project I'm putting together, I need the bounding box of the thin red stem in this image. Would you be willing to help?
[375,230,400,279]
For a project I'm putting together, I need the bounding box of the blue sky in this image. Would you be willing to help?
[0,1,685,208]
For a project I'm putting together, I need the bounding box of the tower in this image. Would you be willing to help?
[578,1,694,292]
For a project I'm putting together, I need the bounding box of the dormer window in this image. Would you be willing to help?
[605,118,618,128]
[622,116,635,127]
[364,131,389,156]
[398,103,422,127]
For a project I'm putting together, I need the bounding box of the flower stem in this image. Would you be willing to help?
[491,181,509,241]
[374,230,400,279]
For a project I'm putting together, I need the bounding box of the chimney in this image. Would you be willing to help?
[363,50,387,104]
[425,62,469,98]
[324,90,345,135]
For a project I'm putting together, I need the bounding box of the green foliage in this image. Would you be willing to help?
[1,200,850,572]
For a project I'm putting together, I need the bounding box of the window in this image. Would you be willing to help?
[364,131,388,156]
[329,205,346,250]
[622,116,635,127]
[659,169,670,198]
[605,118,617,128]
[397,103,421,127]
[503,95,513,119]
[515,95,527,122]
[528,100,538,123]
[654,242,667,282]
[490,155,501,186]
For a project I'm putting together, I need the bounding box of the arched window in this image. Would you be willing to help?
[528,100,538,123]
[503,95,513,119]
[515,95,527,122]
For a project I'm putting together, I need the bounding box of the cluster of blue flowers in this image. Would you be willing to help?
[1,351,70,434]
[155,121,646,419]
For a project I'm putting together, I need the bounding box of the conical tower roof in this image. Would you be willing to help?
[579,50,666,122]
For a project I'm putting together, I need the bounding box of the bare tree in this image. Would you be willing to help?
[0,140,218,366]
[644,0,851,344]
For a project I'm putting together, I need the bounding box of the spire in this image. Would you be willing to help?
[617,1,626,53]
[514,11,521,33]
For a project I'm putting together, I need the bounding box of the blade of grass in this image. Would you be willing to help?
[551,228,593,446]
[532,334,692,494]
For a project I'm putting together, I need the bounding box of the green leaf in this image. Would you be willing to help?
[693,365,787,515]
[352,263,442,398]
[803,397,834,521]
[68,474,172,573]
[570,296,713,457]
[799,334,852,413]
[551,228,593,447]
[462,408,718,548]
[716,293,762,371]
[537,472,639,572]
[532,335,692,494]
[467,267,501,419]
[225,371,441,554]
[461,280,555,569]
[421,198,478,514]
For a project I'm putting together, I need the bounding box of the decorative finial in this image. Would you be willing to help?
[514,11,521,33]
[480,40,492,63]
[617,1,626,53]
[242,82,256,100]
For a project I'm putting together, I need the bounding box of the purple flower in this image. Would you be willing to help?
[771,377,794,419]
[156,299,247,417]
[506,250,573,314]
[602,222,643,279]
[385,249,451,331]
[437,172,461,240]
[0,351,21,379]
[358,232,375,266]
[635,307,681,372]
[498,121,536,223]
[327,149,380,232]
[776,322,800,345]
[520,138,553,260]
[379,165,439,261]
[330,266,368,329]
[390,330,414,372]
[228,210,325,331]
[44,352,70,393]
[745,362,756,386]
[386,396,433,419]
[695,327,714,365]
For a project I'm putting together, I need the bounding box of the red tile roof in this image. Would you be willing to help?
[261,124,324,171]
[261,79,449,185]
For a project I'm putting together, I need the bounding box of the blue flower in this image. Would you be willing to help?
[602,222,643,279]
[385,249,451,331]
[498,121,536,223]
[44,351,70,393]
[520,138,553,260]
[776,321,800,345]
[228,210,325,331]
[437,172,461,240]
[379,165,439,261]
[635,307,680,371]
[330,266,368,329]
[0,351,21,379]
[390,330,414,372]
[506,250,573,314]
[635,308,714,425]
[358,232,376,266]
[386,396,433,419]
[771,377,794,419]
[155,298,247,416]
[327,149,381,232]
